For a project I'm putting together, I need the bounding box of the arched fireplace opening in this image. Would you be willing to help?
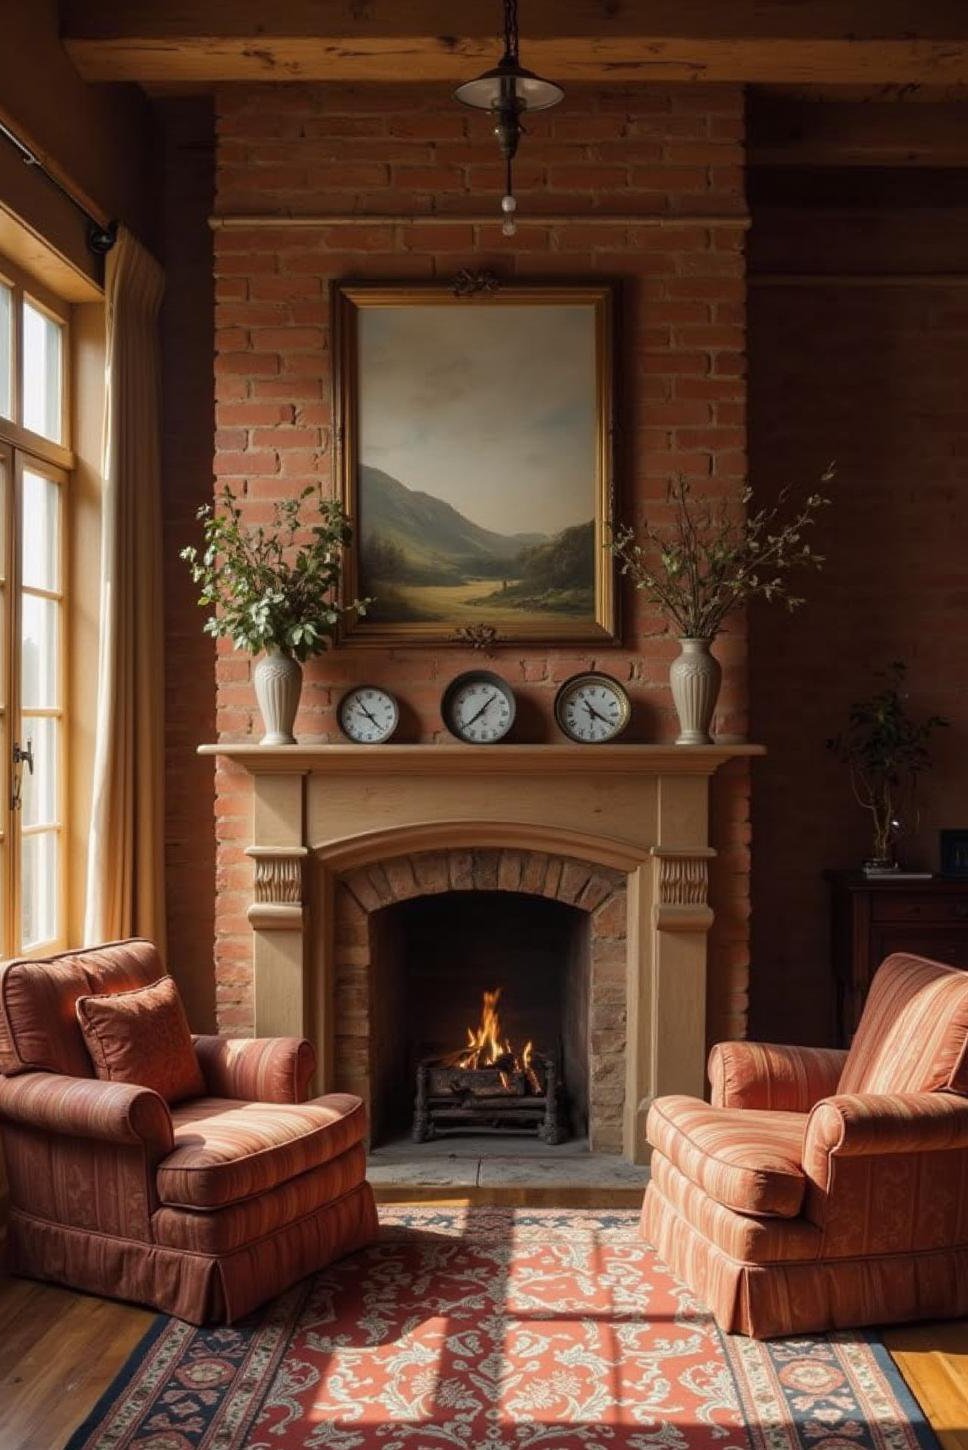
[368,890,590,1149]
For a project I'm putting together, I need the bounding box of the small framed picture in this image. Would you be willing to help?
[940,829,968,878]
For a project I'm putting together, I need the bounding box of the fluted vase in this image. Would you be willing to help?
[669,637,721,745]
[253,647,302,746]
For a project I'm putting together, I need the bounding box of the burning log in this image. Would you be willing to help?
[413,986,565,1143]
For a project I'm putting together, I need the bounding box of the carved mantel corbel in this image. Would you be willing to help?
[651,847,715,933]
[245,845,308,930]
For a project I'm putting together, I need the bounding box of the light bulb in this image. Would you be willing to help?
[502,218,517,237]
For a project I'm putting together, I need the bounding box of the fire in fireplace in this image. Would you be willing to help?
[413,987,565,1143]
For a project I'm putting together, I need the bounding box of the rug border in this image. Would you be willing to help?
[61,1312,168,1450]
[867,1337,944,1450]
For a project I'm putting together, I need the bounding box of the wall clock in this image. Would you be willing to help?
[441,671,516,744]
[554,672,631,744]
[337,685,400,744]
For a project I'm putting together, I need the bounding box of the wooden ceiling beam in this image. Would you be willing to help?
[750,96,968,166]
[60,1,968,87]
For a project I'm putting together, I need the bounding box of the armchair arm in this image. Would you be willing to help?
[804,1091,968,1188]
[0,1071,173,1156]
[193,1035,316,1103]
[708,1041,848,1112]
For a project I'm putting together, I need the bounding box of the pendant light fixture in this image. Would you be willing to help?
[454,0,563,236]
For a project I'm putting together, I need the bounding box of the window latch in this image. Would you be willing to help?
[11,739,33,810]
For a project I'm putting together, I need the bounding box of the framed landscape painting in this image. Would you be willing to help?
[333,281,618,646]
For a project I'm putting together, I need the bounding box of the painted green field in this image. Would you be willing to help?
[368,578,587,625]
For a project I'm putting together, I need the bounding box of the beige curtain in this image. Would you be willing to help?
[84,226,166,948]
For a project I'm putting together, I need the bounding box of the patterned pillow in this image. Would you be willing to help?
[76,975,205,1104]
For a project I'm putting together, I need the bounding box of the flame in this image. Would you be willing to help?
[443,988,543,1094]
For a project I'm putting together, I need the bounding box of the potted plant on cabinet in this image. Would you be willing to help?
[182,484,369,745]
[827,662,949,873]
[608,470,833,744]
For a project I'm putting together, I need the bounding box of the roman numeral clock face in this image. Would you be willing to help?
[554,673,631,744]
[442,671,517,744]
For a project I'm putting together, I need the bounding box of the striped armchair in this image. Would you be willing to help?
[0,939,377,1323]
[642,953,968,1337]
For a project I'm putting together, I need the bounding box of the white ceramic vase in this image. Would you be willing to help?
[253,647,302,746]
[669,637,721,745]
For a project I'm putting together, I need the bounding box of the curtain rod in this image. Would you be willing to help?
[0,117,117,255]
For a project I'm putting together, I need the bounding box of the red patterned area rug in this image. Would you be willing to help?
[65,1208,937,1450]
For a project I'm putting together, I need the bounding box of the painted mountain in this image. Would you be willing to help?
[358,465,595,623]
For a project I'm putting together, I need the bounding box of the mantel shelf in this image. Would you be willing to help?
[198,742,765,777]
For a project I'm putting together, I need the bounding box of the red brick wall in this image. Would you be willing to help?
[157,98,218,1030]
[748,193,968,1045]
[210,83,751,1042]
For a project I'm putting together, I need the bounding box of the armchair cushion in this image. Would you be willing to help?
[158,1093,367,1209]
[0,938,162,1078]
[76,975,205,1105]
[193,1035,315,1104]
[647,1095,808,1218]
[709,1041,848,1112]
[839,953,968,1096]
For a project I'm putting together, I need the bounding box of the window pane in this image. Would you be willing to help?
[0,283,11,418]
[22,300,62,443]
[20,593,59,708]
[21,717,58,828]
[21,469,60,591]
[21,830,58,950]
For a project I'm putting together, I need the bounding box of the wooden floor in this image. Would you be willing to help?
[1,1232,966,1449]
[883,1322,968,1450]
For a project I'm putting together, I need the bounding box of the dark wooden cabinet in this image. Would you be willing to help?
[827,872,968,1044]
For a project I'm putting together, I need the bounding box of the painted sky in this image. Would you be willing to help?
[358,303,597,536]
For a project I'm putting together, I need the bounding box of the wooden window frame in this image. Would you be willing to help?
[0,253,73,957]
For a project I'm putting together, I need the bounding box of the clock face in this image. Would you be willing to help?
[337,686,399,744]
[554,672,631,744]
[442,671,516,744]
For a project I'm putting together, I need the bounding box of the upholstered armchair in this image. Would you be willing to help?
[0,939,377,1324]
[643,953,968,1337]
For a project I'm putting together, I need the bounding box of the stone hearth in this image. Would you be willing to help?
[200,743,763,1164]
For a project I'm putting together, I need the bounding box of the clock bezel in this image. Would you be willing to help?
[553,671,631,744]
[441,670,517,745]
[336,684,400,745]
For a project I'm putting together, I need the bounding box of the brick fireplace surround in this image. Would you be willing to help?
[207,81,756,1161]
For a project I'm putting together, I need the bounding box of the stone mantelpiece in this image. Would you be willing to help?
[199,743,764,1163]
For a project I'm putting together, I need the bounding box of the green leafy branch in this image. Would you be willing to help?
[180,485,370,662]
[608,468,834,639]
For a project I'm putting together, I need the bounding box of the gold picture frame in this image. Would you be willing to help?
[333,280,618,647]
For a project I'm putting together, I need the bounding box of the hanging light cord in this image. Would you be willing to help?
[502,0,519,60]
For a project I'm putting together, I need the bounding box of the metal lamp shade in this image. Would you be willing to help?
[454,62,564,113]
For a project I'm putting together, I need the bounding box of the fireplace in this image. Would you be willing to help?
[199,742,763,1164]
[364,890,589,1146]
[336,849,627,1149]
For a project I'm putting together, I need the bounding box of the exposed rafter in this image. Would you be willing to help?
[60,1,968,88]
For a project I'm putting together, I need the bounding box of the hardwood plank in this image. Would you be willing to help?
[0,1278,151,1450]
[884,1321,968,1450]
[60,1,968,87]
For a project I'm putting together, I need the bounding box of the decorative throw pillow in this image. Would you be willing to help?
[76,975,205,1104]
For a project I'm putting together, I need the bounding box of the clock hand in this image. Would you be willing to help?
[466,692,498,726]
[358,702,380,726]
[583,700,611,725]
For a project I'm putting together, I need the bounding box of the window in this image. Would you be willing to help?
[0,261,70,955]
